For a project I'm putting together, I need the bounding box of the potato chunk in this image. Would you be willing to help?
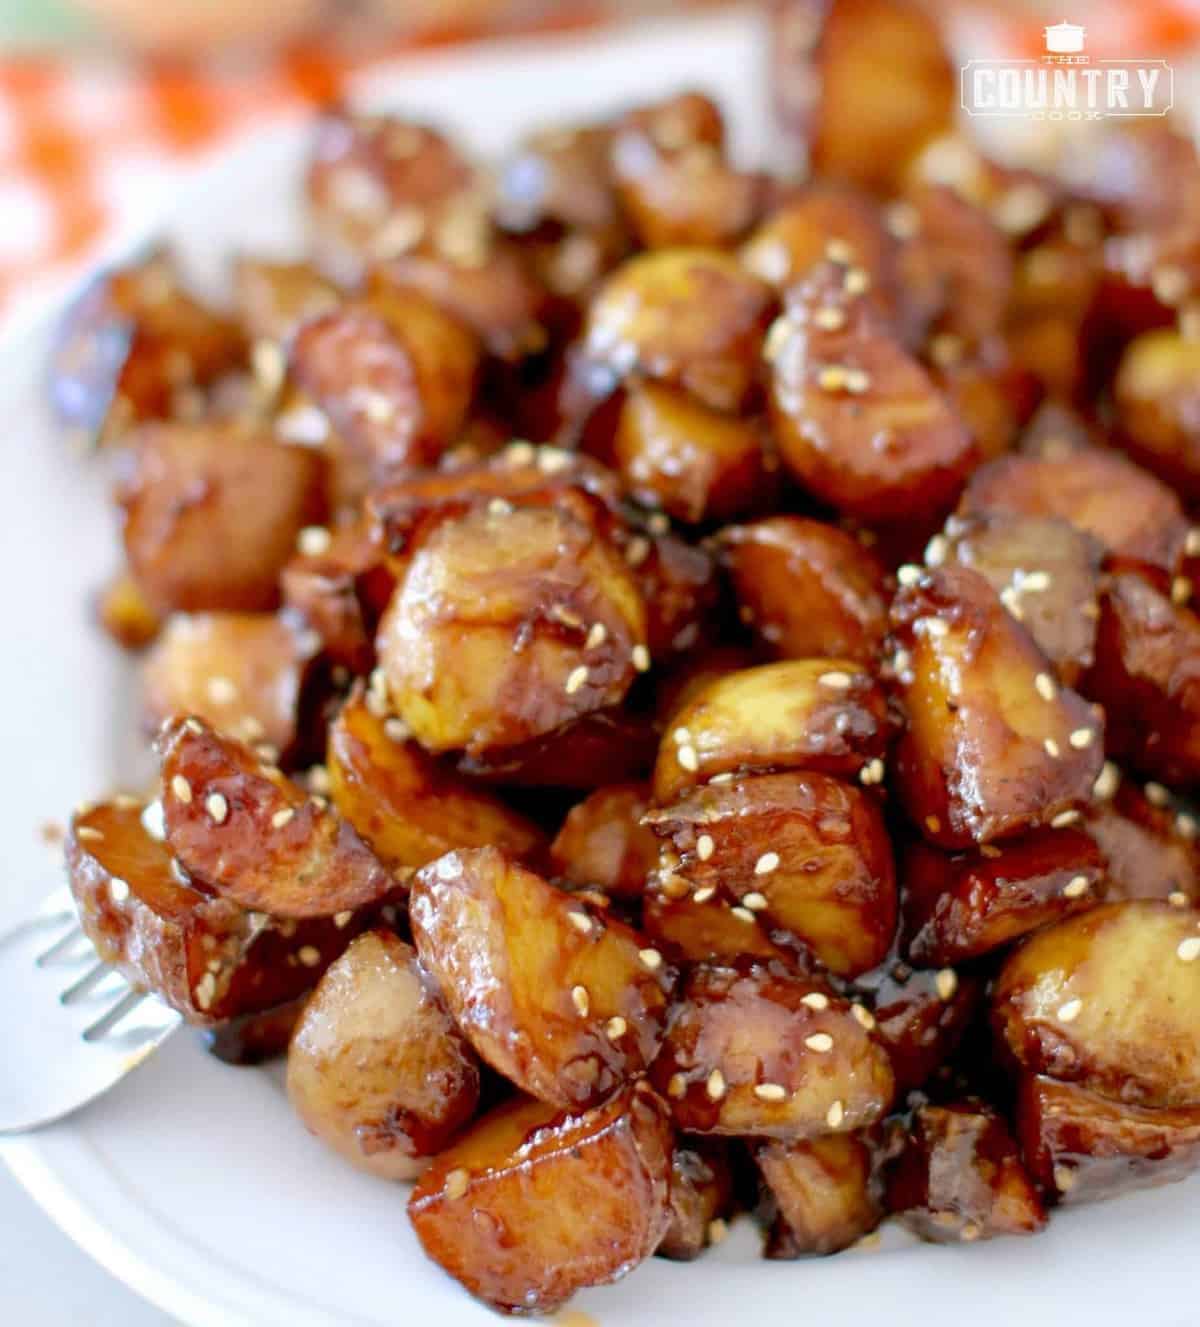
[581,248,775,412]
[377,500,646,755]
[886,1102,1046,1242]
[288,931,480,1180]
[758,1133,881,1256]
[290,287,479,475]
[657,1139,736,1261]
[614,382,767,524]
[717,517,888,663]
[1114,328,1200,500]
[993,902,1200,1109]
[642,889,792,968]
[890,566,1104,848]
[66,799,360,1023]
[649,963,895,1139]
[231,259,341,346]
[1016,1074,1200,1207]
[408,1082,672,1315]
[652,660,891,803]
[769,263,976,525]
[645,771,897,977]
[1084,778,1200,905]
[117,422,326,614]
[141,612,320,757]
[327,687,544,871]
[902,827,1105,967]
[159,716,394,919]
[410,847,674,1109]
[549,782,659,898]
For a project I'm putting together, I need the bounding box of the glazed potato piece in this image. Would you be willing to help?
[408,1082,672,1315]
[581,248,775,412]
[890,566,1104,848]
[1083,570,1200,786]
[936,512,1103,686]
[610,92,762,249]
[117,422,327,614]
[51,249,244,446]
[327,686,545,871]
[758,1133,881,1256]
[642,886,792,968]
[409,847,674,1109]
[634,529,720,661]
[657,1139,736,1261]
[288,930,480,1180]
[202,996,306,1066]
[159,716,394,919]
[614,382,767,524]
[852,957,983,1094]
[290,286,479,476]
[376,499,647,755]
[549,782,659,898]
[652,659,892,803]
[649,962,895,1139]
[141,612,320,757]
[497,122,621,237]
[1016,1073,1200,1207]
[717,517,888,663]
[902,827,1105,967]
[886,1102,1046,1243]
[98,570,163,650]
[66,799,361,1023]
[993,902,1200,1108]
[1114,329,1200,500]
[928,336,1035,463]
[1084,777,1200,905]
[769,263,977,526]
[231,258,341,347]
[644,771,897,978]
[959,448,1190,577]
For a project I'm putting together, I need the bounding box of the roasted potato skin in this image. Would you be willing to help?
[159,716,394,920]
[993,902,1200,1109]
[902,828,1105,967]
[141,612,320,757]
[376,498,647,755]
[67,799,361,1023]
[717,517,889,663]
[652,659,893,804]
[409,847,674,1109]
[327,686,545,872]
[886,1101,1046,1242]
[758,1132,881,1256]
[1114,328,1200,500]
[288,930,481,1180]
[549,782,659,898]
[890,565,1104,848]
[650,962,895,1139]
[117,422,327,614]
[657,1139,736,1261]
[408,1082,673,1315]
[644,771,897,978]
[1015,1073,1200,1207]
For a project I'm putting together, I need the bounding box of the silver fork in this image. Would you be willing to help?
[0,887,181,1134]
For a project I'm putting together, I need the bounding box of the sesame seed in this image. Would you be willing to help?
[1069,728,1095,749]
[298,945,321,967]
[1170,892,1190,908]
[897,564,922,587]
[1053,1165,1077,1192]
[980,844,1002,858]
[667,1073,687,1098]
[817,364,848,391]
[802,992,830,1011]
[1179,814,1199,840]
[625,536,651,567]
[706,1068,727,1100]
[999,586,1025,620]
[763,316,793,363]
[709,772,734,784]
[1173,577,1193,606]
[141,801,165,841]
[1022,570,1052,593]
[754,1082,788,1102]
[925,815,942,835]
[170,775,193,804]
[537,447,572,474]
[693,886,716,904]
[825,239,854,263]
[567,911,594,935]
[631,644,651,672]
[805,1033,834,1053]
[571,985,591,1016]
[818,670,854,690]
[195,972,216,1010]
[298,525,332,557]
[487,497,513,517]
[1044,738,1061,758]
[755,852,780,876]
[961,1222,982,1243]
[383,717,410,742]
[1145,782,1170,807]
[742,892,768,911]
[708,1218,729,1245]
[826,1099,845,1128]
[885,201,920,239]
[205,793,228,825]
[109,877,129,904]
[925,534,949,567]
[844,267,871,295]
[678,745,699,772]
[1051,809,1081,828]
[639,948,663,971]
[929,332,963,367]
[814,305,846,330]
[696,834,715,861]
[585,622,607,650]
[1063,876,1090,899]
[565,666,589,695]
[731,906,757,923]
[925,618,948,638]
[1187,528,1200,558]
[76,826,103,841]
[206,675,237,705]
[935,969,958,1001]
[844,368,871,394]
[334,911,353,928]
[1093,762,1120,800]
[1035,673,1056,702]
[1177,937,1200,962]
[444,1169,469,1200]
[271,807,296,829]
[1057,998,1083,1022]
[859,758,885,786]
[506,440,536,465]
[851,1004,875,1030]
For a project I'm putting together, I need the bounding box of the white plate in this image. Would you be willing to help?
[1,10,1197,1325]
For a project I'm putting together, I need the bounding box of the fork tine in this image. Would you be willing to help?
[60,959,117,1005]
[83,987,147,1042]
[35,924,86,966]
